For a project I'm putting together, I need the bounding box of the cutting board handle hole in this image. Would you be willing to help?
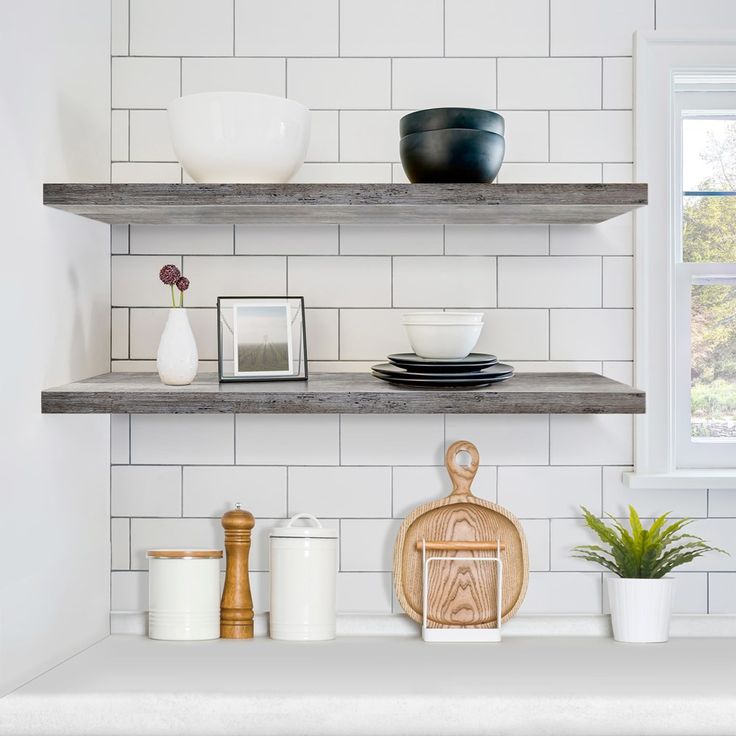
[446,440,480,496]
[455,450,472,467]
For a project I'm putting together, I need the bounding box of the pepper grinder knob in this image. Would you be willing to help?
[220,504,255,639]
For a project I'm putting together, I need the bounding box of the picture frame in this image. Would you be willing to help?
[217,296,308,383]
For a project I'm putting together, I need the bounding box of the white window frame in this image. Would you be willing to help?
[674,93,736,468]
[626,33,736,490]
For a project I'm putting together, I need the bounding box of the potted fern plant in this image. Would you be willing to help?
[573,506,726,643]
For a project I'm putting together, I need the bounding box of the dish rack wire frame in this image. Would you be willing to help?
[421,538,503,643]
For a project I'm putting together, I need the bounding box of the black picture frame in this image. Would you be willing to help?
[216,296,308,383]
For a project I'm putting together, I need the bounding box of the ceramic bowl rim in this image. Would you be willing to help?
[402,324,484,328]
[400,107,505,134]
[402,311,484,319]
[400,128,505,144]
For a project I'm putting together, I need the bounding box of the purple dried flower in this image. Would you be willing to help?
[175,276,190,292]
[159,264,181,285]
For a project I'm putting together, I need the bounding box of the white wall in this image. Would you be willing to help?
[0,0,111,695]
[109,0,736,620]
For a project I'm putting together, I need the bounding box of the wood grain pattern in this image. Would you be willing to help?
[40,371,646,415]
[394,441,529,629]
[220,506,255,640]
[43,182,647,225]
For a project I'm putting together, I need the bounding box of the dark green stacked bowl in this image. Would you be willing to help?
[399,108,506,184]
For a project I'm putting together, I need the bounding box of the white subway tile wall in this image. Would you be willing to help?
[109,0,736,618]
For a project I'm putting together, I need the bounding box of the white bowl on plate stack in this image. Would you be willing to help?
[402,312,484,359]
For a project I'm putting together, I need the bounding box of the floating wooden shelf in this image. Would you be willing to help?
[43,182,647,225]
[41,372,645,415]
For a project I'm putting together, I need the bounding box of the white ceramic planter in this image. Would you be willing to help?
[157,308,198,386]
[607,577,675,643]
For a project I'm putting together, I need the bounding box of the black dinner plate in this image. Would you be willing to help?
[387,352,498,372]
[373,373,513,388]
[373,362,513,381]
[372,371,513,388]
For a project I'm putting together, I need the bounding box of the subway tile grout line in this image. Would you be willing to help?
[338,414,342,466]
[285,466,290,517]
[109,156,635,164]
[389,57,393,110]
[232,414,237,465]
[442,0,446,57]
[111,54,636,60]
[336,308,341,360]
[111,106,634,114]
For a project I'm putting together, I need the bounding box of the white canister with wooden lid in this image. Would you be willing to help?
[269,514,338,641]
[147,549,222,640]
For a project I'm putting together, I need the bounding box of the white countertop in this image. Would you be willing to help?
[2,634,735,736]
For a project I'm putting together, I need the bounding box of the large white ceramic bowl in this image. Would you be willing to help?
[168,92,311,183]
[402,311,484,325]
[403,322,483,359]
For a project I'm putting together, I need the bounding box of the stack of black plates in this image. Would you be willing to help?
[371,353,514,388]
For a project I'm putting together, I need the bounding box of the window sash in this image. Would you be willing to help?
[672,89,736,469]
[674,262,736,468]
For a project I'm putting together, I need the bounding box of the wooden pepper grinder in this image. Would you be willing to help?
[220,504,255,639]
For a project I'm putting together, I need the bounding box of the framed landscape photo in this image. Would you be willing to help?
[217,297,307,382]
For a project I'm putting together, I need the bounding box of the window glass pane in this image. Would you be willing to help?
[683,118,736,192]
[683,194,736,262]
[691,278,736,440]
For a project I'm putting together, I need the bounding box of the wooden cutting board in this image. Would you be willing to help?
[393,440,528,628]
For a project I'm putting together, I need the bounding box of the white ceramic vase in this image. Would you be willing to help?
[607,577,674,643]
[156,308,198,386]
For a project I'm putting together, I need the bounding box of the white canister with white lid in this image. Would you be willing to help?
[269,514,337,641]
[147,549,222,641]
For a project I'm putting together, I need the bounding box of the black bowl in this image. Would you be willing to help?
[399,129,505,184]
[400,108,505,138]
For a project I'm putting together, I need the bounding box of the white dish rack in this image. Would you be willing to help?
[420,538,504,643]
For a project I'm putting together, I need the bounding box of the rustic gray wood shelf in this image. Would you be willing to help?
[41,372,645,414]
[43,182,647,225]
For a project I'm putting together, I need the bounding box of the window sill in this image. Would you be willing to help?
[623,470,736,490]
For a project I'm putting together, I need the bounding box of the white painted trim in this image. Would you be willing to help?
[633,32,736,478]
[674,264,736,467]
[624,470,736,489]
[111,612,736,638]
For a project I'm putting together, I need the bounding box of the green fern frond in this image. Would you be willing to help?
[571,505,728,579]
